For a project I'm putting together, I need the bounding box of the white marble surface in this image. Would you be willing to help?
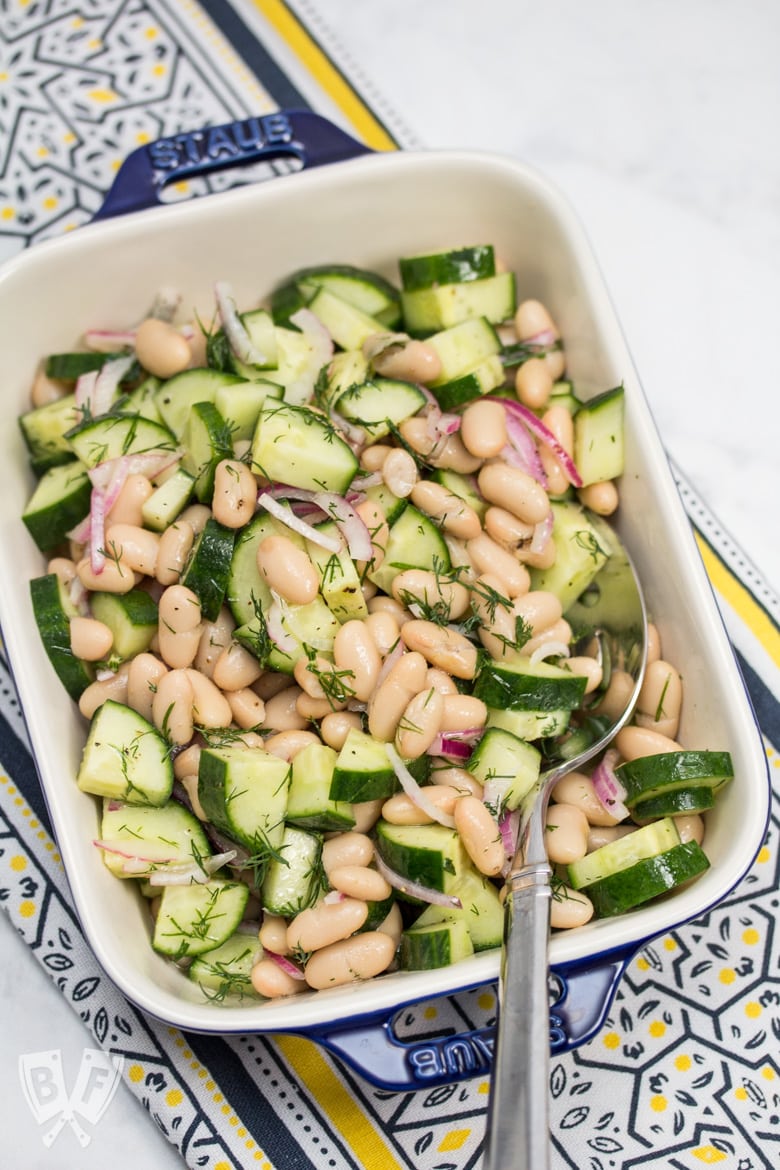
[2,1,778,1166]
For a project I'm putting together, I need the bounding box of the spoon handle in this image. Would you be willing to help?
[483,861,553,1170]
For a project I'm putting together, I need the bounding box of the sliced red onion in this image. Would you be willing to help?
[349,471,383,490]
[92,354,136,417]
[591,748,630,822]
[425,410,461,445]
[68,575,90,616]
[530,641,571,665]
[150,287,181,322]
[373,850,462,909]
[330,406,368,453]
[313,491,373,562]
[501,416,548,488]
[215,280,268,367]
[258,491,342,552]
[498,808,520,871]
[147,850,238,886]
[323,890,346,905]
[84,328,137,352]
[67,514,91,544]
[385,743,456,829]
[494,398,583,488]
[285,308,334,406]
[375,638,404,689]
[265,951,306,981]
[89,487,107,574]
[93,839,177,865]
[530,511,554,555]
[523,328,558,348]
[426,731,481,761]
[266,592,298,655]
[482,777,513,814]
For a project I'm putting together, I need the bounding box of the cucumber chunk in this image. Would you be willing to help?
[99,798,211,877]
[22,460,91,552]
[630,786,716,822]
[140,468,195,532]
[261,826,323,917]
[584,841,710,917]
[426,317,501,383]
[568,817,681,890]
[197,745,291,852]
[65,412,177,470]
[180,517,236,621]
[306,521,368,623]
[429,354,504,411]
[272,264,401,329]
[76,700,173,806]
[30,572,95,699]
[474,656,587,713]
[306,286,387,351]
[250,402,358,495]
[400,918,474,970]
[413,868,504,951]
[335,377,427,441]
[616,750,734,808]
[529,500,612,611]
[89,588,158,662]
[180,400,234,502]
[466,727,541,811]
[401,273,516,336]
[152,879,249,958]
[19,393,81,474]
[399,245,496,292]
[367,504,450,596]
[486,706,572,742]
[189,931,262,999]
[155,368,244,438]
[287,742,355,831]
[374,821,468,895]
[573,386,625,487]
[330,729,398,802]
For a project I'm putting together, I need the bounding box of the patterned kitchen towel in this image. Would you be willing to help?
[1,3,778,1169]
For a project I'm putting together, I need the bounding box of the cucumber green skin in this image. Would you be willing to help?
[358,894,397,933]
[414,869,504,951]
[180,518,236,621]
[399,918,474,970]
[631,786,716,822]
[22,462,91,552]
[271,264,401,329]
[152,879,250,957]
[45,352,126,380]
[374,822,466,895]
[474,661,587,713]
[399,246,495,292]
[616,751,734,807]
[29,574,94,700]
[188,932,262,998]
[329,762,398,803]
[584,841,710,918]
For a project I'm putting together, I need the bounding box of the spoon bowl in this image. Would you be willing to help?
[483,512,648,1170]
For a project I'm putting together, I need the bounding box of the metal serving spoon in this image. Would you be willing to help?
[483,512,648,1170]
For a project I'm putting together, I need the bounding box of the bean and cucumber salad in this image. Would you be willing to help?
[20,244,732,1001]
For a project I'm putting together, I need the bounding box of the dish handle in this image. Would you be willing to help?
[299,948,635,1091]
[92,110,373,222]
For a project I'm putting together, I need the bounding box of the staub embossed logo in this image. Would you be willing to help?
[147,114,294,173]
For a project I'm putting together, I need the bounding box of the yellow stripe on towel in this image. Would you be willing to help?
[250,0,398,151]
[695,534,780,669]
[275,1034,405,1170]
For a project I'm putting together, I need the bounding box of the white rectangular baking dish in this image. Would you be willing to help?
[0,112,768,1087]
